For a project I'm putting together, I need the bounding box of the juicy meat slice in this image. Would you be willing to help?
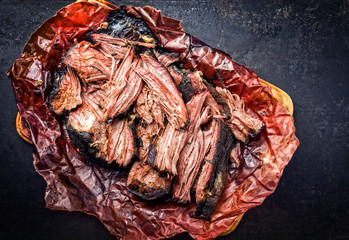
[50,67,82,115]
[172,91,212,202]
[191,119,235,221]
[127,161,172,201]
[68,92,108,160]
[102,49,137,119]
[64,41,113,82]
[134,85,165,128]
[216,87,265,143]
[135,53,188,129]
[107,118,135,167]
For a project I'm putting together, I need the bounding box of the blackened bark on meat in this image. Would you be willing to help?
[127,161,172,201]
[66,125,118,169]
[97,7,158,44]
[191,120,235,221]
[216,87,265,143]
[146,123,187,176]
[135,53,188,129]
[134,85,165,128]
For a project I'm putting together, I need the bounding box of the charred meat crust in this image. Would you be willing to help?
[191,120,235,221]
[127,161,172,201]
[97,7,158,44]
[66,124,119,169]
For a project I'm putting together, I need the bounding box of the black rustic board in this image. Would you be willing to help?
[0,0,348,239]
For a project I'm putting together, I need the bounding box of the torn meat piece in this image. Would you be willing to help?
[176,71,206,103]
[154,51,179,67]
[134,85,165,128]
[68,92,108,160]
[191,119,235,221]
[127,161,172,201]
[64,41,113,82]
[91,33,156,59]
[50,67,82,115]
[146,123,187,176]
[135,53,188,129]
[107,118,135,167]
[172,91,211,202]
[135,121,162,161]
[216,87,265,143]
[102,48,138,119]
[168,65,183,86]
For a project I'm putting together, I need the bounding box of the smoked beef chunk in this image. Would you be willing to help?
[172,91,211,203]
[127,161,172,200]
[50,67,82,115]
[135,53,188,129]
[192,120,235,220]
[64,41,113,82]
[216,87,265,143]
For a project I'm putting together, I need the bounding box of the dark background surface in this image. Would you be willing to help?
[0,0,348,239]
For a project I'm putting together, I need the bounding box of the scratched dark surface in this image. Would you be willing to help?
[0,0,348,239]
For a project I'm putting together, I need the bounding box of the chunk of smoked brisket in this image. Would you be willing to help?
[102,49,142,119]
[64,41,113,82]
[127,161,172,201]
[216,87,265,143]
[172,91,211,202]
[50,67,82,115]
[67,92,108,160]
[107,118,135,167]
[191,119,235,221]
[135,53,188,129]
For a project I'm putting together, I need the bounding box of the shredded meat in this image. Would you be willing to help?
[50,67,82,115]
[135,53,188,129]
[216,87,265,143]
[64,41,113,82]
[107,118,135,167]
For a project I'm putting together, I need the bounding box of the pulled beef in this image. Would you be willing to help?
[216,87,265,143]
[172,91,211,202]
[134,85,165,128]
[146,123,187,176]
[107,118,135,167]
[98,8,158,43]
[135,53,188,129]
[64,41,113,82]
[68,92,108,160]
[102,48,137,119]
[192,119,235,220]
[127,161,172,200]
[50,67,82,115]
[91,33,156,59]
